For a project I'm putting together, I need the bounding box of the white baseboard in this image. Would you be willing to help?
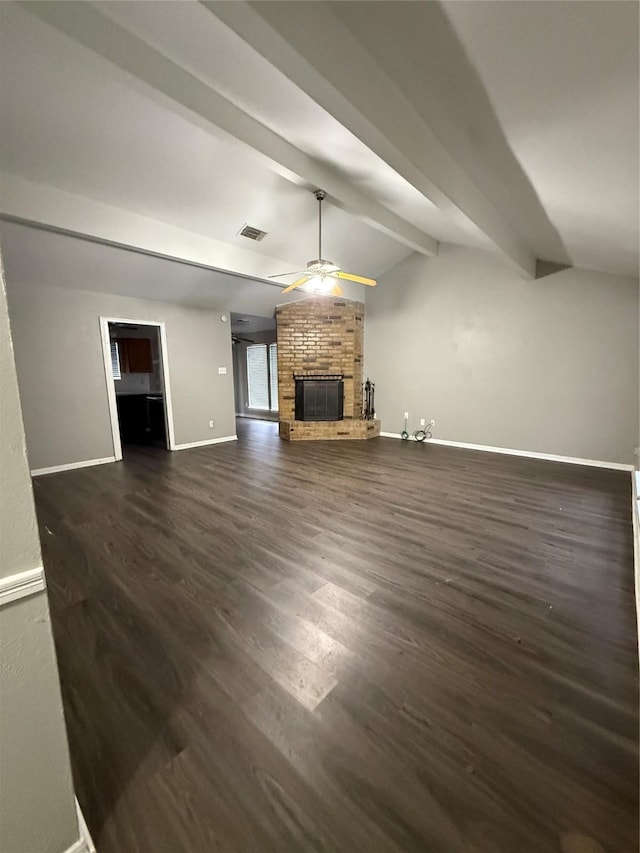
[632,472,640,657]
[62,799,96,853]
[236,413,278,422]
[173,435,238,451]
[31,456,116,477]
[76,797,96,853]
[64,839,90,853]
[64,840,88,853]
[0,566,46,607]
[379,432,634,471]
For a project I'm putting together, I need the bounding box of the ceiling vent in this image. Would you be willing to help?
[238,224,267,242]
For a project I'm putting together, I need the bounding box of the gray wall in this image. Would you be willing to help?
[365,244,639,464]
[1,282,41,579]
[7,283,237,470]
[0,262,79,852]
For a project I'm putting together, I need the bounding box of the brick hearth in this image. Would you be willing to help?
[275,296,380,441]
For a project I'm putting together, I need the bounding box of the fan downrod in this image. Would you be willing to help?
[314,189,327,260]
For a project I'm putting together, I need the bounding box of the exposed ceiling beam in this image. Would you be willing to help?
[21,1,438,261]
[206,0,537,279]
[0,172,295,284]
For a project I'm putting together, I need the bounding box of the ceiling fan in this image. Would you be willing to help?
[269,190,378,297]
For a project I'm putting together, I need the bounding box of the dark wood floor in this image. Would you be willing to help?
[34,420,638,853]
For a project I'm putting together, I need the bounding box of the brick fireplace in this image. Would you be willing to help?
[276,296,381,441]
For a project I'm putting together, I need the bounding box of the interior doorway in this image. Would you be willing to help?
[99,317,175,460]
[231,312,279,423]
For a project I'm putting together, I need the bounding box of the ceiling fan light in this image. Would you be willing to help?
[316,278,334,294]
[303,275,333,294]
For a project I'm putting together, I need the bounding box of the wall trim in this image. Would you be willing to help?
[379,432,634,471]
[76,797,96,853]
[632,471,639,657]
[64,839,90,853]
[236,412,279,422]
[60,800,96,853]
[31,456,116,477]
[0,566,46,607]
[173,435,238,451]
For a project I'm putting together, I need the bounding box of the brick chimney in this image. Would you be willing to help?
[275,296,380,441]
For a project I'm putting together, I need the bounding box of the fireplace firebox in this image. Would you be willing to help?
[295,375,344,421]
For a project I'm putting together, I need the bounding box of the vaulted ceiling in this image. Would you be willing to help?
[0,0,637,311]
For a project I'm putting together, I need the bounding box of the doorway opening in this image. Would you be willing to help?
[231,312,279,425]
[99,317,175,460]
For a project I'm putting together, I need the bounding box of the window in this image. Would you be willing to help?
[269,343,278,412]
[246,343,278,412]
[110,341,121,380]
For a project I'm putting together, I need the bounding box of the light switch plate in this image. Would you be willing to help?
[218,367,227,374]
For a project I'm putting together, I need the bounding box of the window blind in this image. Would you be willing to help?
[110,341,121,380]
[269,343,278,412]
[246,345,269,410]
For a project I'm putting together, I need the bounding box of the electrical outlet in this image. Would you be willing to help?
[429,419,435,429]
[403,411,409,420]
[208,420,215,429]
[420,418,425,427]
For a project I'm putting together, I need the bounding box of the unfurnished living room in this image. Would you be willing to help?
[0,2,638,853]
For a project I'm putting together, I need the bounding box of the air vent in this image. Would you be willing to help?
[239,224,267,242]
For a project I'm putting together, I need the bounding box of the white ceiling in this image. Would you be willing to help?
[231,313,276,334]
[94,0,482,248]
[0,0,638,286]
[0,3,414,280]
[0,220,345,315]
[441,0,640,279]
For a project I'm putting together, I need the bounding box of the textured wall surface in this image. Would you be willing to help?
[365,245,639,464]
[7,282,236,470]
[0,266,41,578]
[0,259,79,853]
[0,594,80,853]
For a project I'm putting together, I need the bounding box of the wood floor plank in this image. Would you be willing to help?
[33,419,638,852]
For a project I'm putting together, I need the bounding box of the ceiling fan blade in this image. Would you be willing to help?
[268,270,308,279]
[329,283,344,296]
[333,271,377,286]
[280,276,311,294]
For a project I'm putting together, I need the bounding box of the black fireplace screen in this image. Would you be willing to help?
[295,375,344,421]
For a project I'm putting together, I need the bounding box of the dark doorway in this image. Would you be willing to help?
[108,322,168,455]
